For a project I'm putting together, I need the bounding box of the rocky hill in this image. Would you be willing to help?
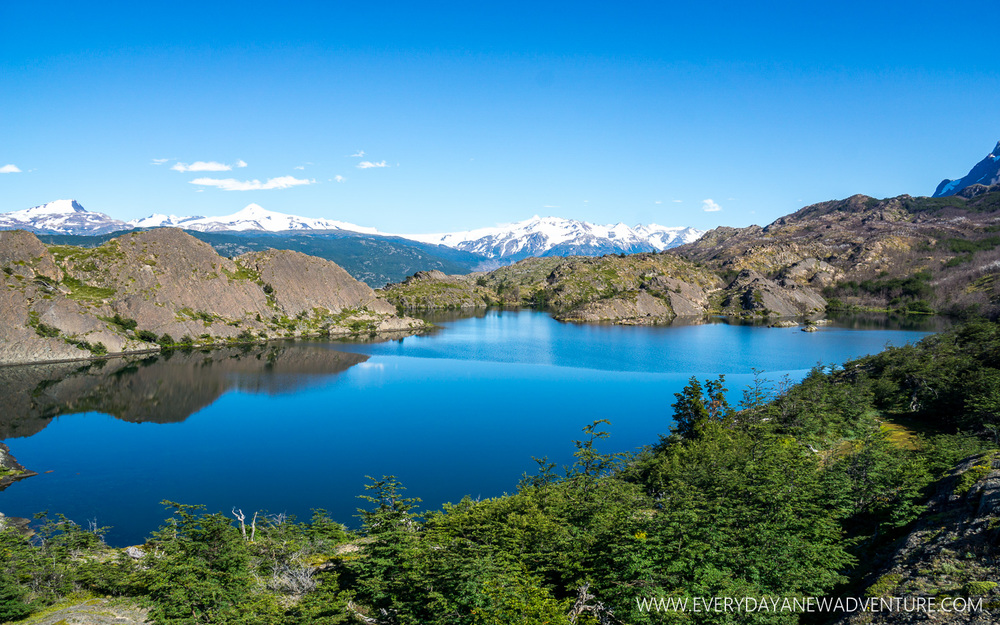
[0,228,424,366]
[380,250,829,323]
[673,187,1000,317]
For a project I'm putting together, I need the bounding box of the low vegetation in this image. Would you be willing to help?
[2,318,998,623]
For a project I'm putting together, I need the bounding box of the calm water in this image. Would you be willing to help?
[0,310,941,546]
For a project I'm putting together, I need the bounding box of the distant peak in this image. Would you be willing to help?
[237,203,268,215]
[30,199,86,214]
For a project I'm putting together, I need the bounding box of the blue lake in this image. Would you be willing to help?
[0,310,942,546]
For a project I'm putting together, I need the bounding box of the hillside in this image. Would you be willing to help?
[673,186,1000,317]
[0,228,424,366]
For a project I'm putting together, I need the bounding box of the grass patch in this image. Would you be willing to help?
[879,420,922,451]
[61,276,116,301]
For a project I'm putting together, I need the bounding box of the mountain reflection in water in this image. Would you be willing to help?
[1,344,368,439]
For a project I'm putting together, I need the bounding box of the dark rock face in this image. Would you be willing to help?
[837,453,1000,624]
[934,141,1000,197]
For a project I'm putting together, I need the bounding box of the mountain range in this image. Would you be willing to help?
[0,200,703,262]
[402,216,702,261]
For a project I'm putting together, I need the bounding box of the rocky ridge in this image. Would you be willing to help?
[673,188,1000,316]
[0,228,425,366]
[380,250,827,324]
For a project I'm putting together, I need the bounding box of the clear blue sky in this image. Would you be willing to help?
[2,1,999,232]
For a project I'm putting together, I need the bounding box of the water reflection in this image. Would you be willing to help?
[1,344,368,439]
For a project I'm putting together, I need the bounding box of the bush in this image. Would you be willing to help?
[33,322,61,338]
[108,313,138,331]
[136,329,158,343]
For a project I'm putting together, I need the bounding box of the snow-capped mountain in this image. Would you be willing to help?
[0,199,128,235]
[1,201,703,263]
[126,203,379,234]
[400,216,704,261]
[934,140,1000,197]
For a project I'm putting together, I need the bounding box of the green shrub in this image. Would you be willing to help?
[136,329,158,343]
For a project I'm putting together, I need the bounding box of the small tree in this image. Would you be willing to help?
[670,375,734,439]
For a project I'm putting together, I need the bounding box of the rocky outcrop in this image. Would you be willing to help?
[560,290,674,325]
[720,269,827,317]
[0,229,425,365]
[0,441,37,492]
[837,452,1000,624]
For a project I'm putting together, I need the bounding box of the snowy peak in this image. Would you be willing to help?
[24,199,88,215]
[140,203,381,234]
[933,139,1000,197]
[0,199,127,235]
[400,216,704,261]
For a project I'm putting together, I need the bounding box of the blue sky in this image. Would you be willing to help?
[2,1,999,232]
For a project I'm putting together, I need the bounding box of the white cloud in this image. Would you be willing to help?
[356,160,388,169]
[294,165,305,170]
[672,199,683,203]
[702,199,722,212]
[350,150,366,158]
[172,160,237,172]
[0,164,22,173]
[189,175,315,191]
[334,175,346,183]
[235,160,248,168]
[543,205,560,208]
[654,200,662,204]
[151,158,169,165]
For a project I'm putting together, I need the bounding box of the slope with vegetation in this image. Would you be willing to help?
[675,185,1000,318]
[0,228,424,366]
[2,318,998,624]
